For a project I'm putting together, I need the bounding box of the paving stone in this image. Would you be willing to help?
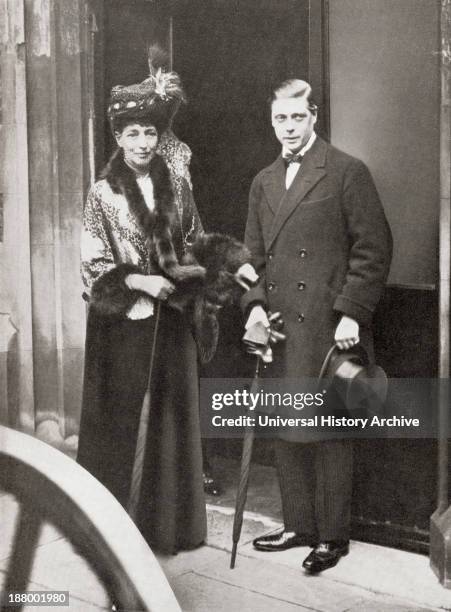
[185,550,412,612]
[0,569,110,611]
[0,538,110,609]
[206,504,282,552]
[0,494,63,561]
[171,571,305,612]
[156,545,226,579]
[239,539,450,611]
[344,599,435,612]
[22,597,110,612]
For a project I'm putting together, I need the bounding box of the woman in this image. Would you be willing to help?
[77,64,208,553]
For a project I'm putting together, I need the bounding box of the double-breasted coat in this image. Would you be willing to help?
[242,135,392,537]
[242,136,392,439]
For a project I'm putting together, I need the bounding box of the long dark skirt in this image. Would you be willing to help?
[77,305,207,554]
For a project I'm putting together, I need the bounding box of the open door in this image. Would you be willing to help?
[93,0,326,231]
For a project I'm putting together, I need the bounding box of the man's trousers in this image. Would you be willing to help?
[274,438,353,542]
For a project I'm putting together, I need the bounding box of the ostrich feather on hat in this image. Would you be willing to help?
[147,45,186,104]
[107,45,185,123]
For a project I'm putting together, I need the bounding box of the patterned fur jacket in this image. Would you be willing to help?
[81,146,250,362]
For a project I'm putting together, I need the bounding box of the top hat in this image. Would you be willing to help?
[318,344,388,414]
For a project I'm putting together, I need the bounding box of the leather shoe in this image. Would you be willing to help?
[253,529,313,551]
[302,540,349,573]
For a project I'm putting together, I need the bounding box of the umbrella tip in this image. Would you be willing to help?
[230,544,237,569]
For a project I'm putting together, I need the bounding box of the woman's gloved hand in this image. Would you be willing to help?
[126,273,175,301]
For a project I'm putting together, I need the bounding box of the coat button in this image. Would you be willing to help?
[268,252,274,260]
[297,313,305,323]
[268,282,276,291]
[299,249,307,258]
[297,281,306,291]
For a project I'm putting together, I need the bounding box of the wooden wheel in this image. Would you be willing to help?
[0,425,181,612]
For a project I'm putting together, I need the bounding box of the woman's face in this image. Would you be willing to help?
[115,123,159,171]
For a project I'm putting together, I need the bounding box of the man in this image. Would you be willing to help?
[242,79,392,572]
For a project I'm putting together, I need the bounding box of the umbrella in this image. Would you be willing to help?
[230,314,284,569]
[230,355,262,569]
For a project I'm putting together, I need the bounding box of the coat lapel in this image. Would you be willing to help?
[267,137,328,250]
[261,156,286,215]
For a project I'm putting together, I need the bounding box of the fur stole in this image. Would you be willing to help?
[101,149,205,282]
[181,233,251,362]
[90,150,252,362]
[90,263,143,317]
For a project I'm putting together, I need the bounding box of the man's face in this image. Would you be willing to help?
[271,97,317,153]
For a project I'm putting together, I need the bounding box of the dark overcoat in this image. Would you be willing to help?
[242,137,392,438]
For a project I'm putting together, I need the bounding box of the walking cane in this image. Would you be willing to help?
[230,314,284,569]
[128,300,162,521]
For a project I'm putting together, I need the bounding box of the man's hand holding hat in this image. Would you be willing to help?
[334,315,360,351]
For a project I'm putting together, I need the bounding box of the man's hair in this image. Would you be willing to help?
[270,79,318,113]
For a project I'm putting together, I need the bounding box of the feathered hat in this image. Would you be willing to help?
[107,45,186,131]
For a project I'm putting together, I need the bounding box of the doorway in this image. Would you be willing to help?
[99,0,321,238]
[95,0,324,383]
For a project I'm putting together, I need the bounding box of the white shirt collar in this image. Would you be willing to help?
[282,131,317,159]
